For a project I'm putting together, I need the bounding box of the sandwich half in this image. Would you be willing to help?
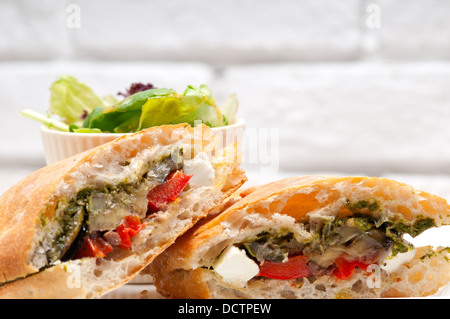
[148,176,450,299]
[0,124,246,298]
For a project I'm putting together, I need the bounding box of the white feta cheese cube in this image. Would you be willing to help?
[183,152,215,187]
[213,245,259,287]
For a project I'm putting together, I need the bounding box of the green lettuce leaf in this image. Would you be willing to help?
[19,108,70,132]
[85,85,224,132]
[83,88,176,133]
[49,75,105,125]
[138,96,191,130]
[219,93,239,125]
[22,76,233,134]
[169,84,224,127]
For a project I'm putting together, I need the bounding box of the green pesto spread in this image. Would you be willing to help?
[344,199,380,213]
[39,150,183,264]
[420,247,450,261]
[388,216,436,238]
[243,230,303,263]
[242,214,436,264]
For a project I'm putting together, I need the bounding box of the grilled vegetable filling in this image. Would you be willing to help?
[36,149,193,266]
[215,213,435,284]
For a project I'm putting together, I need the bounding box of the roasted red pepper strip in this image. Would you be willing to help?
[74,236,113,259]
[332,257,369,280]
[147,170,192,213]
[258,255,311,280]
[116,215,146,250]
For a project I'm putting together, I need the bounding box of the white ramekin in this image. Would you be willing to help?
[40,118,246,165]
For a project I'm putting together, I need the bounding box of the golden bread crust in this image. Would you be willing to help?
[0,152,87,283]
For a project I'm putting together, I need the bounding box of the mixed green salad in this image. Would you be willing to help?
[20,75,238,133]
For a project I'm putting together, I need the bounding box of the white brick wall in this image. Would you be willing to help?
[213,62,450,174]
[66,0,362,63]
[367,0,450,60]
[1,0,450,178]
[0,0,363,63]
[0,1,67,59]
[2,1,449,61]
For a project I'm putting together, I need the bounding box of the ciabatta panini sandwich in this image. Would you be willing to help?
[0,124,246,298]
[149,176,450,299]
